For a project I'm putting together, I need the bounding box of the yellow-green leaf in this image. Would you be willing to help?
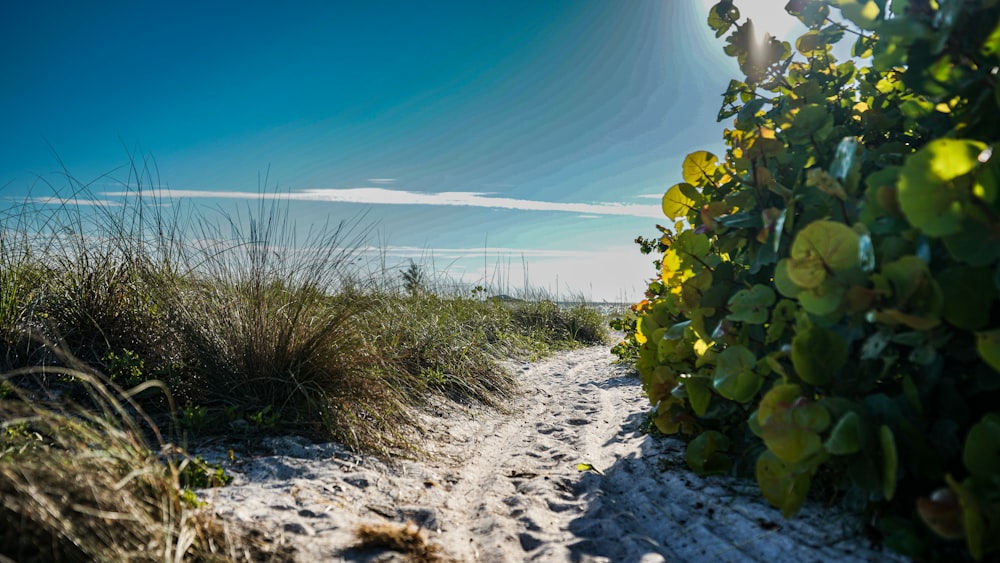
[756,450,811,518]
[976,329,1000,374]
[834,0,881,30]
[881,425,898,501]
[898,139,986,237]
[790,220,861,276]
[758,383,801,425]
[682,151,720,187]
[662,183,698,221]
[576,463,605,475]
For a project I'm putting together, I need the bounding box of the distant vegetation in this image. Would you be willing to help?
[0,165,608,560]
[618,1,1000,560]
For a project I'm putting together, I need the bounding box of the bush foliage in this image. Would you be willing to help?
[621,1,1000,559]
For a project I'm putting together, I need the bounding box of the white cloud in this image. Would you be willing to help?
[361,245,599,259]
[99,187,665,219]
[27,196,125,207]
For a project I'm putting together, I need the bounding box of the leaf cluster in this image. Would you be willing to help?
[627,1,1000,559]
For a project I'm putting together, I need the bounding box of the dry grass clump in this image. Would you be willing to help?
[0,362,292,562]
[154,203,423,454]
[354,521,445,562]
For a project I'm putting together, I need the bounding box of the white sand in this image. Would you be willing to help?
[196,346,907,562]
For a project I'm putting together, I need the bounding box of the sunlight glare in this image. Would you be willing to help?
[699,0,806,41]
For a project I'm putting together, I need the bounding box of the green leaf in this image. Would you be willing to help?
[792,324,847,385]
[976,329,1000,374]
[774,260,803,298]
[795,30,825,56]
[963,413,1000,478]
[798,281,845,316]
[685,431,733,476]
[737,98,767,130]
[882,256,943,322]
[881,425,898,501]
[673,230,712,261]
[833,0,881,30]
[712,345,763,402]
[707,1,739,38]
[662,183,699,221]
[792,402,831,433]
[766,299,797,345]
[763,413,825,464]
[943,220,1000,266]
[682,151,720,187]
[727,284,777,324]
[785,104,834,143]
[758,385,821,463]
[787,220,860,289]
[758,383,801,424]
[748,408,763,438]
[937,266,996,330]
[756,450,811,518]
[683,376,713,417]
[946,474,988,560]
[897,139,986,237]
[825,411,865,455]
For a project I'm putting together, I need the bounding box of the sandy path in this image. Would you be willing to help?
[198,346,906,562]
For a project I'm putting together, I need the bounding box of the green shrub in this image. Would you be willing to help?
[626,2,1000,559]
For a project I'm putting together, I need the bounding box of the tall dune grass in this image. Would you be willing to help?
[0,160,610,558]
[0,351,292,562]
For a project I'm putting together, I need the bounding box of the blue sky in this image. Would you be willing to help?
[0,1,803,301]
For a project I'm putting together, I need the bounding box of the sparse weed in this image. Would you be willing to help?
[179,455,233,489]
[103,348,145,387]
[179,400,210,433]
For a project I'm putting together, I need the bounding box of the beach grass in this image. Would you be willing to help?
[0,166,610,559]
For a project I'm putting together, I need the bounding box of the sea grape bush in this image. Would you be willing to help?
[623,0,1000,558]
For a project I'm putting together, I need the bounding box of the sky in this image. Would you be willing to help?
[0,1,805,302]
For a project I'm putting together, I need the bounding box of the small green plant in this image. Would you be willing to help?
[248,405,281,432]
[178,488,205,509]
[179,401,209,434]
[609,310,640,362]
[178,455,233,489]
[103,349,145,387]
[419,367,448,387]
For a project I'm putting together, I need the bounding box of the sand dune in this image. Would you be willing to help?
[196,346,906,562]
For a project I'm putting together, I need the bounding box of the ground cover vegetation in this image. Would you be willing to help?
[0,161,608,560]
[615,0,1000,559]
